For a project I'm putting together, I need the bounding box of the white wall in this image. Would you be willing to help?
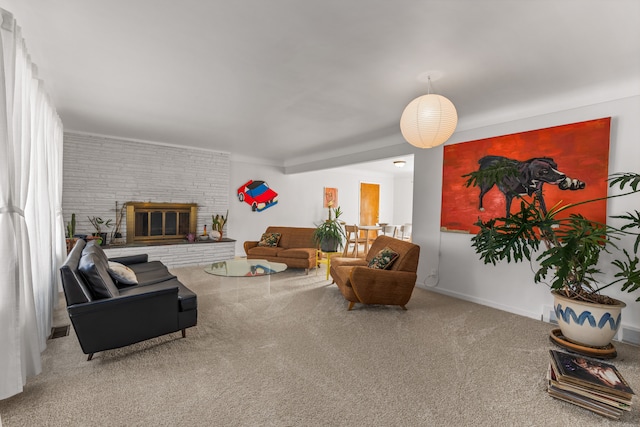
[228,160,404,256]
[412,95,640,340]
[393,176,414,226]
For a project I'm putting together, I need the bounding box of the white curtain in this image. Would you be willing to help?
[0,8,64,400]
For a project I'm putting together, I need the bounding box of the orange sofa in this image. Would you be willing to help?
[243,226,317,272]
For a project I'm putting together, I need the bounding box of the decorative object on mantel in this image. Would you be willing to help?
[211,210,228,241]
[186,233,196,243]
[111,202,126,246]
[400,74,457,149]
[88,216,113,246]
[237,180,279,212]
[65,213,77,254]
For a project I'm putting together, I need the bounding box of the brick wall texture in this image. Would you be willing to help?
[62,132,230,241]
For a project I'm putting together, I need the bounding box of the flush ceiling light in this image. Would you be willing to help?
[393,160,406,168]
[400,76,458,149]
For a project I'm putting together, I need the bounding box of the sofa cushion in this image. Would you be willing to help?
[258,232,281,247]
[365,236,420,272]
[247,246,283,257]
[118,278,197,312]
[265,226,315,249]
[82,241,109,264]
[278,248,315,259]
[108,261,138,285]
[368,247,399,270]
[78,253,120,299]
[126,261,176,286]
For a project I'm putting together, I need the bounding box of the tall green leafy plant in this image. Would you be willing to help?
[464,167,640,304]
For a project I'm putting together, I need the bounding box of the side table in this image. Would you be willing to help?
[316,250,341,280]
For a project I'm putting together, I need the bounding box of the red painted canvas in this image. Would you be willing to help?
[441,118,611,234]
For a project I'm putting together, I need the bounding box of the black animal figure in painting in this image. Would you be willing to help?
[475,155,586,217]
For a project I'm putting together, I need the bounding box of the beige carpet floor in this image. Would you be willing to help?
[1,265,638,426]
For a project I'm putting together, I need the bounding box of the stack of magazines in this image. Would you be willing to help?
[547,349,635,419]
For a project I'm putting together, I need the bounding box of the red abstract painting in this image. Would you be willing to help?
[441,118,611,234]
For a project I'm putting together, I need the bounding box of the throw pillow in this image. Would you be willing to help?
[79,254,120,299]
[82,240,109,264]
[108,261,138,285]
[368,247,399,270]
[258,232,281,247]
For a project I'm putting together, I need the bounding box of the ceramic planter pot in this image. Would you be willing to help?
[552,291,626,347]
[320,237,340,253]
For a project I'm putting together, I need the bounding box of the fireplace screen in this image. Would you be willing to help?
[126,202,197,243]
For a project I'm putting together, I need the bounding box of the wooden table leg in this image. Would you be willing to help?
[364,231,369,254]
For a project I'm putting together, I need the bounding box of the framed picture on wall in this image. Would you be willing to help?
[440,117,611,234]
[324,187,338,208]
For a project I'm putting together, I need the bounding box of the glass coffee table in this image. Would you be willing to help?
[204,259,287,277]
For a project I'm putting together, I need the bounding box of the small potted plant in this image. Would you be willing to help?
[88,216,113,246]
[211,210,228,241]
[464,164,640,350]
[65,213,77,253]
[313,204,346,252]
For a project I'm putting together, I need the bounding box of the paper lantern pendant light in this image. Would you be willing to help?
[400,79,457,148]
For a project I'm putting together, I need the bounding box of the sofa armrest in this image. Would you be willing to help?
[67,285,180,355]
[244,241,259,254]
[349,267,417,305]
[67,285,178,316]
[108,254,149,265]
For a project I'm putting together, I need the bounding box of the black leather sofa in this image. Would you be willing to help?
[60,239,197,360]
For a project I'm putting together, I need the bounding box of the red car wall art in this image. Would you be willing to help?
[237,180,279,212]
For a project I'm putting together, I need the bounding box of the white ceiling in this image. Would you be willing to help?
[2,0,639,171]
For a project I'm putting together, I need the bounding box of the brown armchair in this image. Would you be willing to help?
[329,235,420,310]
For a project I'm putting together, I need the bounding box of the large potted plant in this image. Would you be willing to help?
[464,165,640,349]
[313,205,346,252]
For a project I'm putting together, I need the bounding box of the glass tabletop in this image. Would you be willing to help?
[204,259,288,277]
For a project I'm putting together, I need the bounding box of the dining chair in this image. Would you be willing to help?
[381,225,397,238]
[399,223,412,241]
[343,225,365,257]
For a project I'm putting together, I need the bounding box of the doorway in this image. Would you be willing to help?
[359,182,380,227]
